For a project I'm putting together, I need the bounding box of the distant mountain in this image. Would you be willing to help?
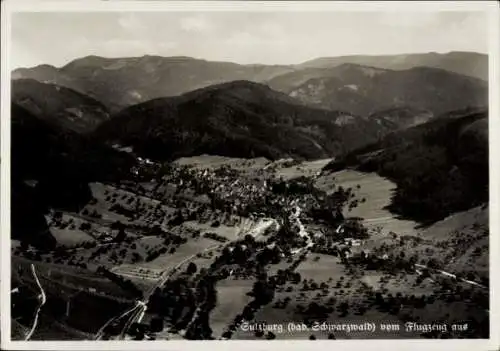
[324,107,488,223]
[268,64,487,117]
[297,51,488,81]
[12,56,295,112]
[12,52,487,113]
[93,81,400,162]
[11,103,135,248]
[12,79,110,133]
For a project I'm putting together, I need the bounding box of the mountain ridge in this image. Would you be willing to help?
[12,51,487,113]
[12,78,111,133]
[93,80,400,162]
[297,51,488,80]
[273,64,487,116]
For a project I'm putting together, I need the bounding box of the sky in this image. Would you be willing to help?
[11,11,489,69]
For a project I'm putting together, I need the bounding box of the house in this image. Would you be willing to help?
[344,238,362,246]
[351,239,362,247]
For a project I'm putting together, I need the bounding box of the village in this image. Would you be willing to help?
[11,155,489,341]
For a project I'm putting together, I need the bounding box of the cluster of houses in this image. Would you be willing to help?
[131,156,159,176]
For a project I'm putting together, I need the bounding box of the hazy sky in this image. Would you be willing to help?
[11,11,489,69]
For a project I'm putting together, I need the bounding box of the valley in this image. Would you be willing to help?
[9,50,489,342]
[11,155,489,341]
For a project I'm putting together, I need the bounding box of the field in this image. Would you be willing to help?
[240,245,473,340]
[111,237,221,281]
[38,180,177,249]
[13,257,138,300]
[86,182,175,227]
[47,213,96,246]
[182,219,245,241]
[266,258,295,276]
[422,205,489,276]
[69,235,164,270]
[274,158,334,180]
[11,155,489,341]
[292,254,370,305]
[139,237,220,269]
[30,315,88,341]
[359,271,435,296]
[210,278,255,338]
[240,296,407,340]
[316,170,419,237]
[296,253,346,281]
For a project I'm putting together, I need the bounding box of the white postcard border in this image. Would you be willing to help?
[1,1,499,350]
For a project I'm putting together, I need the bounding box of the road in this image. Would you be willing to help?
[115,242,224,339]
[106,217,277,339]
[93,199,487,340]
[98,201,488,340]
[24,264,46,341]
[96,219,264,340]
[179,217,285,338]
[95,242,220,340]
[414,263,487,290]
[94,301,144,340]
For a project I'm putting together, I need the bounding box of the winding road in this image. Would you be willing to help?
[94,240,226,340]
[96,196,487,341]
[24,264,46,341]
[414,263,487,290]
[94,301,144,340]
[98,216,280,340]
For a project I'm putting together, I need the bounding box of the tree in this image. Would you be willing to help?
[116,227,127,242]
[427,258,440,269]
[244,234,256,245]
[186,262,198,275]
[79,222,91,231]
[266,332,276,340]
[150,318,164,332]
[132,252,143,263]
[111,220,123,230]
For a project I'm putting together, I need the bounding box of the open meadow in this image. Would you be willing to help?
[209,278,256,338]
[316,170,420,237]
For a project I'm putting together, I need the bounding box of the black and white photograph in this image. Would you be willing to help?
[1,1,499,350]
